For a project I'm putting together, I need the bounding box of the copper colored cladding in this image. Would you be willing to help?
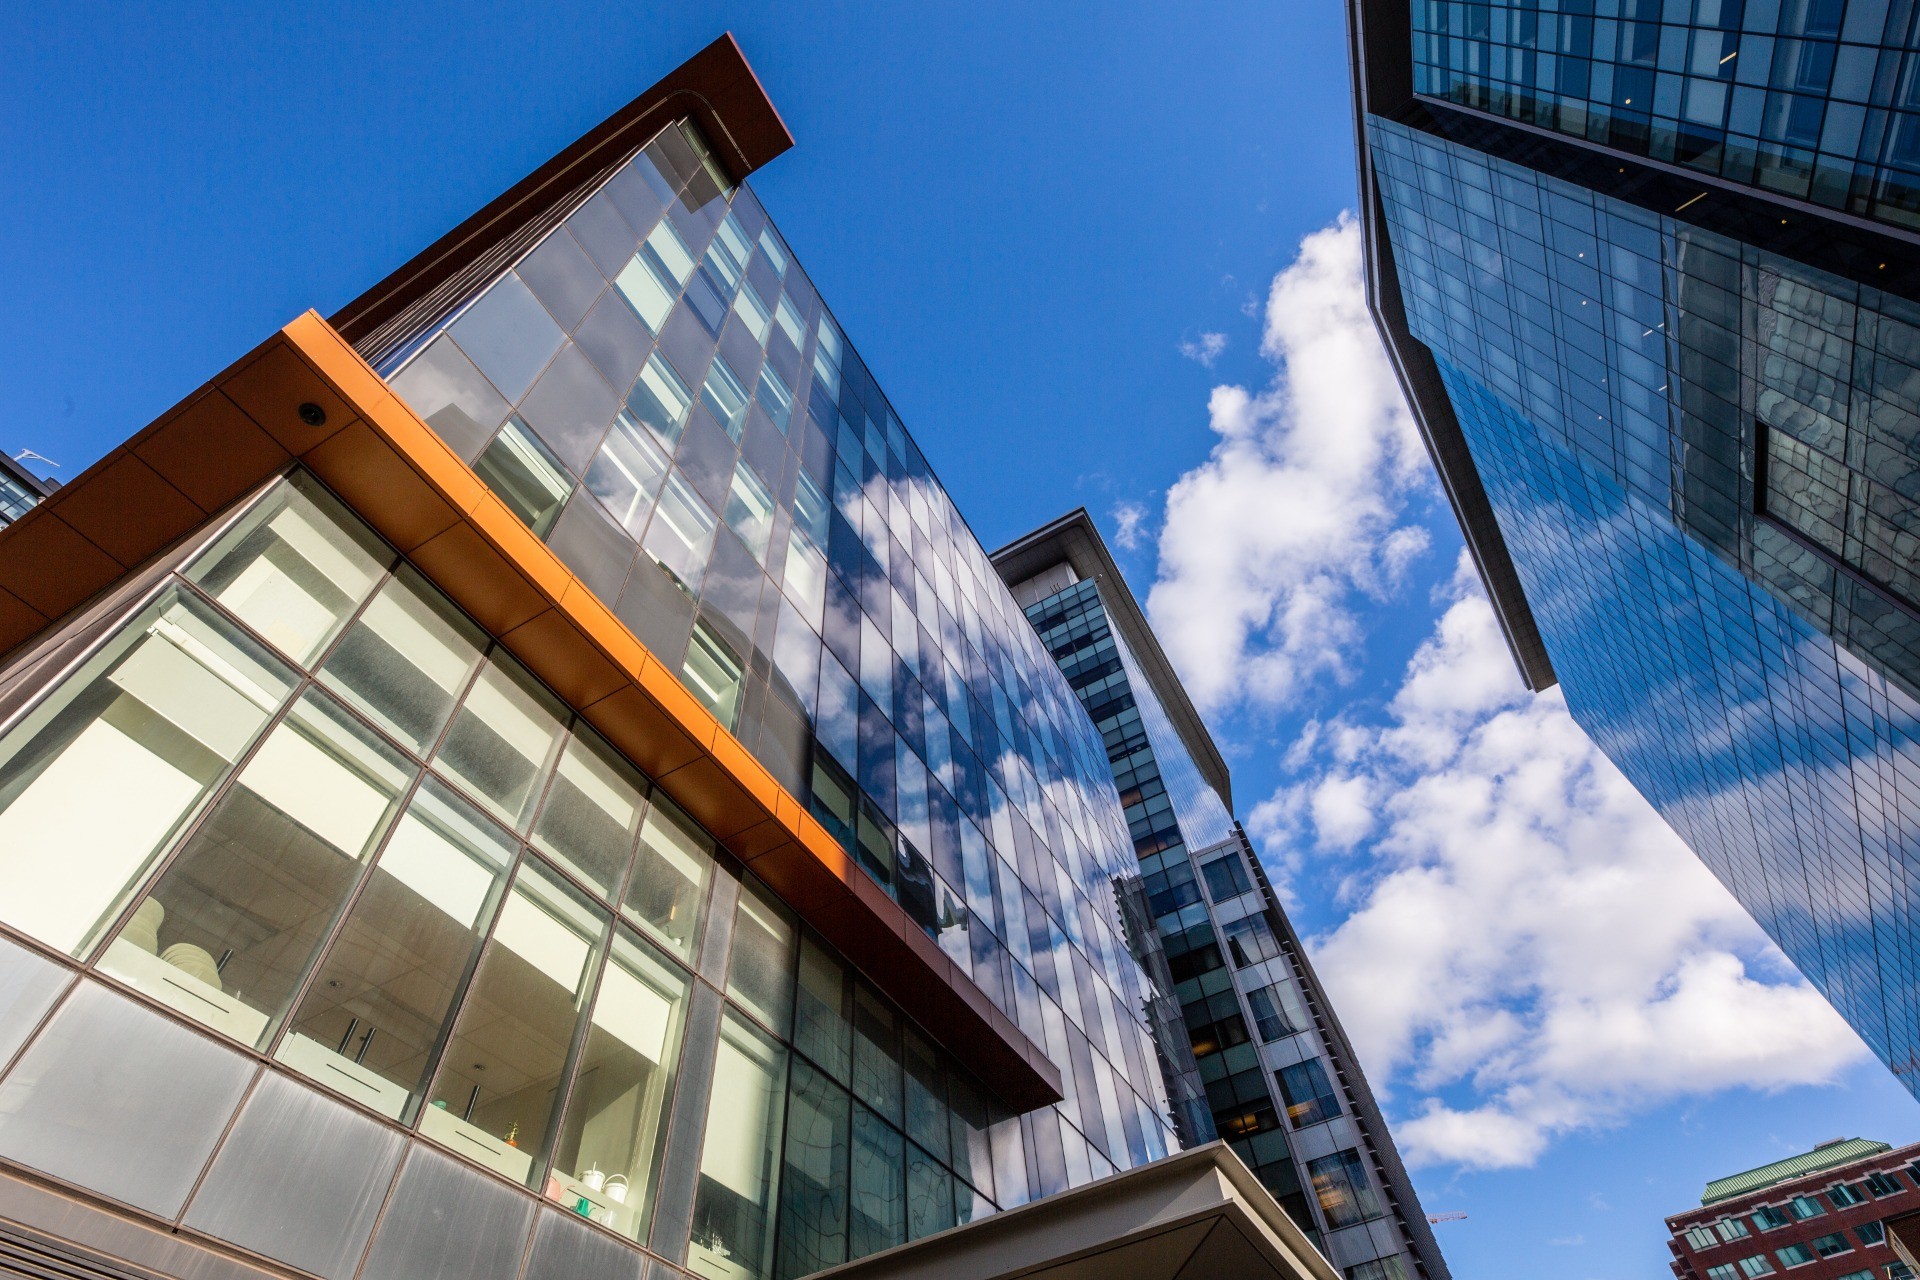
[0,312,1063,1114]
[328,32,793,351]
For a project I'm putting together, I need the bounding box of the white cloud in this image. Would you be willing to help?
[1294,560,1869,1169]
[1112,501,1148,552]
[1146,214,1430,715]
[1178,331,1228,367]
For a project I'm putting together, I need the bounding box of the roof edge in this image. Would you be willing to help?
[989,508,1234,812]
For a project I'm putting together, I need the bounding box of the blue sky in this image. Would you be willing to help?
[5,3,1915,1276]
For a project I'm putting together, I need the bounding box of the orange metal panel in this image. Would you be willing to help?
[131,391,292,513]
[582,683,709,779]
[48,452,207,567]
[219,342,352,456]
[502,608,629,710]
[300,419,464,554]
[407,521,551,637]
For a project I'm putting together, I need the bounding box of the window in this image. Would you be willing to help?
[1246,982,1306,1041]
[1829,1182,1867,1207]
[1738,1255,1776,1277]
[1832,1271,1874,1280]
[420,859,605,1188]
[1810,1233,1851,1258]
[473,417,573,538]
[700,357,751,440]
[1753,1206,1792,1230]
[1684,1226,1720,1250]
[319,569,483,755]
[1774,1243,1814,1267]
[1307,1149,1380,1228]
[584,415,671,535]
[1865,1169,1905,1196]
[530,726,647,895]
[642,471,717,588]
[0,588,295,955]
[1856,1220,1886,1245]
[728,879,796,1035]
[1277,1059,1341,1128]
[621,792,712,961]
[432,656,566,832]
[1706,1266,1740,1280]
[724,465,777,562]
[1346,1261,1409,1280]
[544,926,690,1240]
[691,1012,787,1280]
[1198,851,1253,902]
[1717,1217,1751,1241]
[682,622,744,730]
[755,365,794,433]
[731,281,772,344]
[1222,914,1281,968]
[99,689,414,1048]
[614,226,691,333]
[1788,1194,1825,1219]
[624,354,694,450]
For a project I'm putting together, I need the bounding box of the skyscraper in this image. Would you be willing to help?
[0,33,1345,1280]
[995,512,1450,1280]
[1351,0,1920,1095]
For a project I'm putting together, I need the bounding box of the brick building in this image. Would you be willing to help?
[1667,1139,1920,1280]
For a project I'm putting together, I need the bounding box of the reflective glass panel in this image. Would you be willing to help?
[585,414,672,535]
[100,690,413,1047]
[0,936,69,1068]
[727,880,795,1035]
[626,355,694,451]
[279,777,515,1120]
[434,656,566,831]
[701,358,750,440]
[643,471,717,588]
[532,727,645,896]
[422,860,604,1186]
[851,984,902,1126]
[622,792,711,961]
[474,417,574,539]
[319,568,485,754]
[683,622,744,730]
[776,1060,849,1279]
[545,927,689,1240]
[0,589,294,955]
[691,1010,787,1280]
[793,936,850,1083]
[850,1104,905,1260]
[186,476,389,665]
[725,466,777,562]
[906,1143,955,1241]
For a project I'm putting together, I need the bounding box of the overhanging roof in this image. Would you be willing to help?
[812,1142,1339,1280]
[990,510,1233,812]
[1702,1139,1892,1205]
[0,310,1061,1114]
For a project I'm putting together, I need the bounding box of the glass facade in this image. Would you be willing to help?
[1411,0,1920,230]
[377,116,1180,1203]
[1367,106,1920,1092]
[1009,568,1434,1277]
[0,472,1038,1280]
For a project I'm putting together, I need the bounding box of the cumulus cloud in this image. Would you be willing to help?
[1178,331,1228,367]
[1146,214,1430,715]
[1295,558,1869,1169]
[1112,501,1148,552]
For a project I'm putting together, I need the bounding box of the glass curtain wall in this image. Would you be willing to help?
[0,470,1004,1278]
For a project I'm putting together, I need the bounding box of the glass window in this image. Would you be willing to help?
[1308,1149,1381,1228]
[474,418,574,538]
[907,1143,955,1242]
[1222,914,1281,968]
[1754,1206,1791,1229]
[725,465,777,562]
[1707,1266,1740,1280]
[531,727,645,896]
[902,1027,948,1163]
[0,980,257,1216]
[1789,1194,1826,1219]
[1718,1217,1753,1241]
[585,413,671,535]
[773,293,804,351]
[433,656,566,832]
[100,690,413,1047]
[850,1104,904,1259]
[0,936,70,1067]
[683,621,744,730]
[643,471,718,588]
[278,776,515,1120]
[1865,1170,1905,1196]
[1829,1182,1866,1206]
[451,273,566,404]
[851,983,902,1125]
[182,1071,406,1280]
[777,1060,850,1278]
[691,1011,787,1280]
[622,792,711,961]
[626,354,694,451]
[1811,1233,1852,1258]
[614,253,676,334]
[1246,982,1305,1041]
[646,220,696,286]
[320,568,485,754]
[0,589,295,955]
[357,1145,535,1280]
[1685,1226,1721,1250]
[702,357,751,440]
[728,879,795,1035]
[186,475,389,664]
[521,1209,637,1280]
[755,366,793,434]
[421,860,605,1187]
[759,228,789,280]
[733,282,772,344]
[783,529,827,625]
[1277,1058,1341,1128]
[545,927,689,1241]
[1775,1243,1814,1267]
[946,1074,993,1203]
[793,473,829,545]
[1739,1254,1778,1277]
[794,935,851,1082]
[1857,1221,1885,1244]
[706,216,751,293]
[1199,852,1253,902]
[1345,1262,1410,1280]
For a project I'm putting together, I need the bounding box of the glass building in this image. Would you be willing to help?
[994,512,1449,1280]
[1352,0,1920,1094]
[0,32,1375,1280]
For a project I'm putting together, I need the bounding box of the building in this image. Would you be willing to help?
[1349,0,1920,1094]
[0,453,54,528]
[993,511,1449,1280]
[0,33,1361,1280]
[1665,1137,1920,1280]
